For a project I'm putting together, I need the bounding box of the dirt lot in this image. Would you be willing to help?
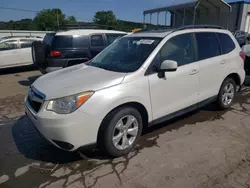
[1,68,250,188]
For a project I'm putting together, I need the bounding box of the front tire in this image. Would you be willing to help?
[101,107,143,157]
[216,78,236,109]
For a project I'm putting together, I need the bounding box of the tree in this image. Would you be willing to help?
[66,16,77,23]
[93,11,117,26]
[34,9,76,31]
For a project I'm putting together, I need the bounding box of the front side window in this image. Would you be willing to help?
[195,32,221,61]
[216,33,235,54]
[20,39,35,48]
[158,33,195,66]
[0,40,18,51]
[89,37,162,72]
[91,35,104,47]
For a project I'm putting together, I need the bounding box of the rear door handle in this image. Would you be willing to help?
[190,69,199,75]
[220,60,227,65]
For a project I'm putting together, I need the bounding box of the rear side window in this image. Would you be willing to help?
[159,33,195,66]
[195,32,221,61]
[216,33,235,54]
[106,34,126,45]
[20,39,35,48]
[91,35,104,47]
[51,36,89,49]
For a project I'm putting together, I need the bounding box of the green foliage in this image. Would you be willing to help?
[0,9,161,32]
[93,11,117,26]
[0,19,37,30]
[34,8,76,30]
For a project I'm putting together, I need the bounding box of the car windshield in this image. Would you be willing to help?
[89,36,162,73]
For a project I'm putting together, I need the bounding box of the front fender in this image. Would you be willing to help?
[80,78,152,122]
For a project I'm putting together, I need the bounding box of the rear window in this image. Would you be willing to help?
[216,33,236,54]
[51,35,89,49]
[195,32,221,61]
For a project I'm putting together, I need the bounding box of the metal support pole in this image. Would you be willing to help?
[150,14,152,24]
[183,9,186,26]
[173,9,176,28]
[165,11,168,26]
[157,12,159,26]
[143,14,145,24]
[227,11,230,29]
[193,1,200,25]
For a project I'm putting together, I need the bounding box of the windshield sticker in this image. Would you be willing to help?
[138,39,155,45]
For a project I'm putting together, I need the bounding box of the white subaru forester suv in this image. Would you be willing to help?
[25,25,245,157]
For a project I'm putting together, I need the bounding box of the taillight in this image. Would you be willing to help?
[240,51,246,61]
[50,50,61,57]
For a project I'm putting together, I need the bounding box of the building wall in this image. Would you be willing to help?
[170,3,245,32]
[239,3,250,31]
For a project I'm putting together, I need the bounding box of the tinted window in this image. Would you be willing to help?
[217,33,235,54]
[0,40,18,51]
[20,39,35,48]
[106,34,126,45]
[196,32,220,60]
[73,36,89,48]
[43,33,55,46]
[159,33,195,66]
[91,35,104,46]
[51,36,89,49]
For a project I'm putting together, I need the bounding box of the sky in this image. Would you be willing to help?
[0,0,249,23]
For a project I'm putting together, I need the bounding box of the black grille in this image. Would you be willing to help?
[27,88,43,113]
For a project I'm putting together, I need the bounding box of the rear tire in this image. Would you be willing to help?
[216,78,236,109]
[100,107,143,157]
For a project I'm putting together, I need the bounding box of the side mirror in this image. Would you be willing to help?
[160,60,178,72]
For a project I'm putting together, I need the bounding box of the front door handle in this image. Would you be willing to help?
[190,69,199,75]
[221,60,227,65]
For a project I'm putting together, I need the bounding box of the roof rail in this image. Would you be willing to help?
[175,25,224,31]
[58,23,119,31]
[0,35,43,40]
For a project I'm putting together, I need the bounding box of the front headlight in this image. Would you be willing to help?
[46,91,94,114]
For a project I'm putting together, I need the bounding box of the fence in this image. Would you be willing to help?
[0,30,53,39]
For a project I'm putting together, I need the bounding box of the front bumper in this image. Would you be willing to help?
[25,97,101,151]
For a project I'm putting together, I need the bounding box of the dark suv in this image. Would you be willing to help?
[32,29,127,73]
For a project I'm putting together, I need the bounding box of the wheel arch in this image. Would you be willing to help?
[225,73,241,86]
[97,101,149,146]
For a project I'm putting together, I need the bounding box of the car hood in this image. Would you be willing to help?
[32,64,127,100]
